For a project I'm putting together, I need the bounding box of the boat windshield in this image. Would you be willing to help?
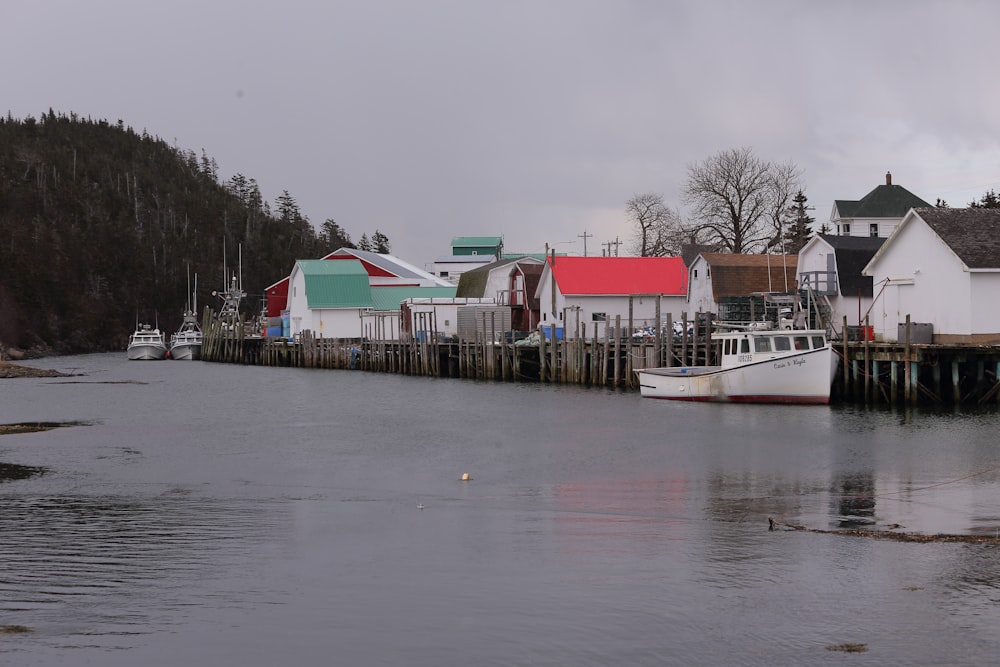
[793,336,810,350]
[812,335,825,348]
[774,337,791,351]
[754,337,772,353]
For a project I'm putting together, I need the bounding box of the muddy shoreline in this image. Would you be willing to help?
[0,361,72,379]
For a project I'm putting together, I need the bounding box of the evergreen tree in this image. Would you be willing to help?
[320,218,353,250]
[783,190,814,254]
[0,112,331,353]
[358,233,372,251]
[372,229,390,253]
[970,190,1000,208]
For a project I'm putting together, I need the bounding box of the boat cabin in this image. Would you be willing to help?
[717,330,829,368]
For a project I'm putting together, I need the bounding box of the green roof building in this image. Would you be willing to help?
[831,172,932,238]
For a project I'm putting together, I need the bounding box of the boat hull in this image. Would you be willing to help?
[637,347,833,404]
[127,344,167,361]
[169,342,202,360]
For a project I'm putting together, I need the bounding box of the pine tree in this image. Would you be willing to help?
[783,190,814,254]
[320,219,353,250]
[372,229,390,253]
[970,190,1000,208]
[358,233,372,251]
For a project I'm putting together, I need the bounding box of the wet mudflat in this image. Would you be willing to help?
[1,353,999,666]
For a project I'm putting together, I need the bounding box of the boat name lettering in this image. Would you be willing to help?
[774,358,807,370]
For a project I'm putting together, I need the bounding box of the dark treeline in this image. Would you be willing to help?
[0,110,354,355]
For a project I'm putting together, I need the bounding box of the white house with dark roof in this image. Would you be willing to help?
[797,234,885,333]
[831,172,932,238]
[862,207,1000,343]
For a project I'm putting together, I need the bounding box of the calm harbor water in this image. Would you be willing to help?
[2,353,1000,666]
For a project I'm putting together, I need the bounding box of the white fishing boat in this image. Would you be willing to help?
[127,324,167,361]
[170,271,202,360]
[169,313,202,360]
[636,328,837,404]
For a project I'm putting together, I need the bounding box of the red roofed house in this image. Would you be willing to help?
[534,256,688,338]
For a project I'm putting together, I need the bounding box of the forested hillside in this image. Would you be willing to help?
[0,111,352,355]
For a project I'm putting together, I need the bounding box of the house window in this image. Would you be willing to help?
[293,286,297,297]
[694,269,699,278]
[869,223,878,237]
[592,312,607,322]
[842,223,851,235]
[707,268,711,277]
[439,271,449,278]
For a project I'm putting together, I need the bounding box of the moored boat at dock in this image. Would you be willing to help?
[636,328,837,404]
[169,271,202,360]
[127,324,167,360]
[169,313,202,360]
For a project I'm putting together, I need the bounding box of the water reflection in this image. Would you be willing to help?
[832,472,876,528]
[0,493,288,648]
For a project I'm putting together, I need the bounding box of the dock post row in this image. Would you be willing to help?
[200,307,1000,407]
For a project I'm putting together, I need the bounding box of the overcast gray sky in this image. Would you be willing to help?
[8,1,1000,269]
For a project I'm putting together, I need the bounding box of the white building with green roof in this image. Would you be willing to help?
[287,259,373,339]
[286,260,459,339]
[831,172,931,238]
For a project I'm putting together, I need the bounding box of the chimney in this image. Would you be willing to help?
[886,171,892,186]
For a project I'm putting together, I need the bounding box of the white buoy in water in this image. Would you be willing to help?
[461,472,472,481]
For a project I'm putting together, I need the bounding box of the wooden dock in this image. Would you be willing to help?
[200,308,1000,406]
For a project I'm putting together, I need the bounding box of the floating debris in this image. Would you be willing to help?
[769,517,1000,544]
[0,625,33,634]
[0,462,48,482]
[826,643,867,653]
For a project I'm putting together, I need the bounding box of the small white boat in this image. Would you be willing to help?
[127,324,167,361]
[169,271,202,360]
[636,328,837,404]
[169,312,202,360]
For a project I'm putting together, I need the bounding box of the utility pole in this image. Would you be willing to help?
[610,236,621,257]
[577,230,593,257]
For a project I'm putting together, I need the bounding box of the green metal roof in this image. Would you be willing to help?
[451,236,502,247]
[296,259,373,309]
[837,184,931,218]
[370,286,458,311]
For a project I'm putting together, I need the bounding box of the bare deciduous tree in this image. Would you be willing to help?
[682,147,801,254]
[625,192,688,256]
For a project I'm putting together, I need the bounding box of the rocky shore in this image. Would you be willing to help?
[0,362,70,379]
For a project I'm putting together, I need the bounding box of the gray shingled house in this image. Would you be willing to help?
[862,207,1000,343]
